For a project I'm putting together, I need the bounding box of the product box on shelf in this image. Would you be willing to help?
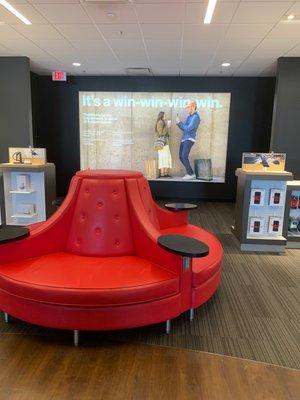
[16,174,31,191]
[269,189,285,206]
[250,189,265,206]
[249,217,265,235]
[290,195,299,209]
[268,216,283,234]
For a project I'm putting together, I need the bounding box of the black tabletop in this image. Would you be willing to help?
[158,234,209,257]
[165,203,198,211]
[0,225,30,244]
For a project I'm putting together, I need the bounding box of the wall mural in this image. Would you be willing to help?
[79,91,231,182]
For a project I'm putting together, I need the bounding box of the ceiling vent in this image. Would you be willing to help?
[126,68,153,76]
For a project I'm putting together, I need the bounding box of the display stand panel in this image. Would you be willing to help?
[232,169,293,252]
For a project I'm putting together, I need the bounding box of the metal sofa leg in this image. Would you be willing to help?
[166,320,171,334]
[73,330,79,347]
[189,308,194,322]
[4,313,9,323]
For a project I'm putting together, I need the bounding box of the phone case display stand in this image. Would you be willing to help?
[232,169,293,252]
[0,163,56,226]
[283,181,300,249]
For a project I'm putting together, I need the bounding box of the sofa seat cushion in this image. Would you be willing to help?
[161,224,223,286]
[0,252,179,306]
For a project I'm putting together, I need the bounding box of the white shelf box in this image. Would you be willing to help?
[0,163,56,226]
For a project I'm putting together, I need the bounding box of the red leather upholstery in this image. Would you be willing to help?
[0,169,223,332]
[66,178,134,256]
[0,253,179,306]
[161,225,223,286]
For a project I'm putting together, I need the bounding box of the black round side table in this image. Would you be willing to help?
[164,203,198,212]
[0,225,30,244]
[158,234,209,259]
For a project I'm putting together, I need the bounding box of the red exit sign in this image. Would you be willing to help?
[52,71,67,81]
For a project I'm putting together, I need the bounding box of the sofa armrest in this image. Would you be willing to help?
[0,176,81,265]
[126,178,194,309]
[153,202,188,229]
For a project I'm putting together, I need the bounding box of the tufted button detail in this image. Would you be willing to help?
[112,189,118,195]
[148,209,152,214]
[80,212,86,221]
[95,227,101,236]
[97,201,103,209]
[114,214,120,222]
[75,238,81,247]
[85,187,90,194]
[115,240,120,246]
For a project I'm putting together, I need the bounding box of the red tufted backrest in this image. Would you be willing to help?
[136,177,160,229]
[66,178,134,256]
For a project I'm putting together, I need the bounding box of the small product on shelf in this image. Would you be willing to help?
[16,174,31,191]
[249,217,265,235]
[269,189,285,206]
[268,216,283,234]
[15,203,36,216]
[250,189,265,206]
[288,217,300,232]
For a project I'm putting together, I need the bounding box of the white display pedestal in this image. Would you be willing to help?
[0,163,56,226]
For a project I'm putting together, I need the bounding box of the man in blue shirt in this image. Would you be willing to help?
[176,100,201,180]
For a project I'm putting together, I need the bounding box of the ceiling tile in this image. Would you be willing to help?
[234,57,277,76]
[184,24,228,42]
[135,3,185,24]
[267,21,300,38]
[83,4,137,23]
[225,23,273,39]
[11,24,64,40]
[250,38,300,58]
[33,4,90,23]
[55,24,103,40]
[141,24,182,40]
[98,23,141,39]
[186,2,239,24]
[232,2,293,23]
[108,39,148,65]
[146,39,181,61]
[285,43,300,56]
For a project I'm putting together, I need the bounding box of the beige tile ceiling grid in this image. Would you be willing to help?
[0,0,299,76]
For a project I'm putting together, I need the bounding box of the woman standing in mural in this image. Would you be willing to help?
[155,111,172,177]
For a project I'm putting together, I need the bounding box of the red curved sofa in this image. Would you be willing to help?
[0,170,223,344]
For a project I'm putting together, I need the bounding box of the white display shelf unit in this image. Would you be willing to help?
[283,181,300,248]
[0,163,56,226]
[232,169,293,252]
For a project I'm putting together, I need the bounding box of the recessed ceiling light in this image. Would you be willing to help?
[0,0,31,25]
[72,62,81,67]
[204,0,217,24]
[222,62,231,67]
[107,12,115,19]
[287,14,295,20]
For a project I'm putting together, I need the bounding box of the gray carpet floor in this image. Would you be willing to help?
[0,202,299,369]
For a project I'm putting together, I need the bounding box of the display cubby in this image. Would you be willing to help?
[283,181,300,249]
[232,169,293,252]
[0,163,56,226]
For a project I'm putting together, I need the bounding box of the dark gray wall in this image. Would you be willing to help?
[0,57,33,163]
[270,57,300,179]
